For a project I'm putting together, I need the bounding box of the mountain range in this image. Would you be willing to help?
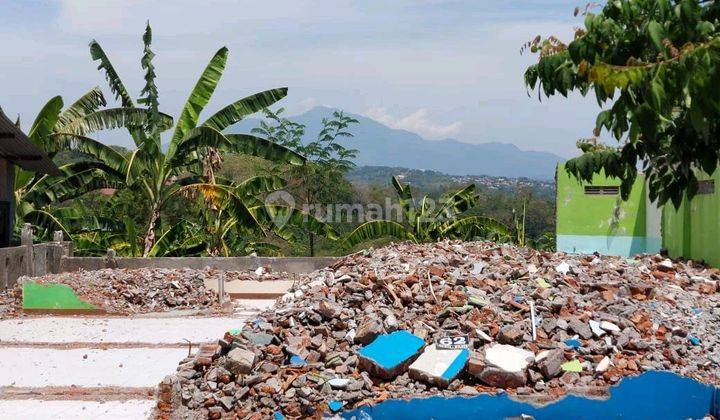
[228,106,564,180]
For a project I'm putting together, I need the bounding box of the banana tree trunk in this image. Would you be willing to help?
[142,204,161,257]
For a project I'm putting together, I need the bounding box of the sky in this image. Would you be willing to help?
[1,0,605,158]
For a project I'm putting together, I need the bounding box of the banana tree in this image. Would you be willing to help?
[81,23,304,256]
[13,87,163,239]
[344,176,511,248]
[147,176,337,257]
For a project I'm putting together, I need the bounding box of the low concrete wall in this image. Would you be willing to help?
[60,256,338,274]
[0,242,73,290]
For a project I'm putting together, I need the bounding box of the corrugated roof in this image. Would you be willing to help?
[0,109,60,175]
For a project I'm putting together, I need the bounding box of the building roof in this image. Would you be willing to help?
[0,108,60,175]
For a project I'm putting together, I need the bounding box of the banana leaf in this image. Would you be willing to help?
[343,220,416,247]
[169,47,228,149]
[202,88,288,131]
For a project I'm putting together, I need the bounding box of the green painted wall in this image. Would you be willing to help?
[23,282,97,311]
[662,170,720,267]
[556,165,647,237]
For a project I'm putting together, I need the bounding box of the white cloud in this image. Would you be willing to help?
[293,97,320,114]
[364,108,462,139]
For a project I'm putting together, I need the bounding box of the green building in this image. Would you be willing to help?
[557,164,720,266]
[661,170,720,266]
[555,165,661,257]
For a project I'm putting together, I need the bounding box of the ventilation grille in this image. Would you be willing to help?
[698,180,715,195]
[584,186,619,195]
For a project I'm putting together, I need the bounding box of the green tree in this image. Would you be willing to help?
[253,108,359,255]
[79,23,304,256]
[343,176,511,247]
[524,0,720,207]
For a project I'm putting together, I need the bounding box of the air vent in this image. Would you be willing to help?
[698,180,715,195]
[584,186,619,195]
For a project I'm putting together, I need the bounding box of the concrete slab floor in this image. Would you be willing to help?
[0,347,188,387]
[0,399,154,419]
[0,316,244,344]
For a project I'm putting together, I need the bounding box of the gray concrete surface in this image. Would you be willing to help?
[60,255,337,274]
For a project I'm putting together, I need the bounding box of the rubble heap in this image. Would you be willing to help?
[0,268,300,315]
[160,241,720,418]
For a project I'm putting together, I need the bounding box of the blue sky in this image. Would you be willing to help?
[1,1,602,157]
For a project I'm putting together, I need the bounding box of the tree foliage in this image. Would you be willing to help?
[524,0,720,207]
[344,176,511,247]
[86,23,302,256]
[253,108,359,255]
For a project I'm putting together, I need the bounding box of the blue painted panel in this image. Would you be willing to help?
[441,349,469,381]
[337,371,716,419]
[556,234,654,257]
[358,330,424,369]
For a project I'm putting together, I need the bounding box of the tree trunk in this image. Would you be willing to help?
[142,204,160,257]
[309,232,315,257]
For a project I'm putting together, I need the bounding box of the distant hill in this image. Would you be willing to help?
[228,106,564,180]
[347,165,555,198]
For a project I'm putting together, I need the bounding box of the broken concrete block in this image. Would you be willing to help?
[358,330,425,380]
[568,318,593,339]
[474,344,534,388]
[354,317,384,345]
[475,328,493,343]
[467,351,485,376]
[242,331,274,346]
[225,348,256,375]
[318,300,342,319]
[600,321,620,333]
[497,326,524,345]
[596,356,611,373]
[589,320,605,337]
[470,261,487,275]
[408,344,470,388]
[536,348,564,379]
[555,261,570,275]
[328,378,350,389]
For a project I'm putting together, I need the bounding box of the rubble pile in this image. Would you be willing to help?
[1,268,300,315]
[161,241,720,418]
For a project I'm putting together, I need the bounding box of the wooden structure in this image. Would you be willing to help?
[0,108,59,247]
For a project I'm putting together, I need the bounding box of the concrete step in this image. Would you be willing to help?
[0,399,155,419]
[0,347,189,387]
[0,317,243,345]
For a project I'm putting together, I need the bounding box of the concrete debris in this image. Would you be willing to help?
[357,330,425,380]
[156,241,720,417]
[476,344,534,388]
[599,321,620,333]
[589,320,605,337]
[225,348,256,376]
[1,268,300,316]
[408,344,469,388]
[596,356,611,373]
